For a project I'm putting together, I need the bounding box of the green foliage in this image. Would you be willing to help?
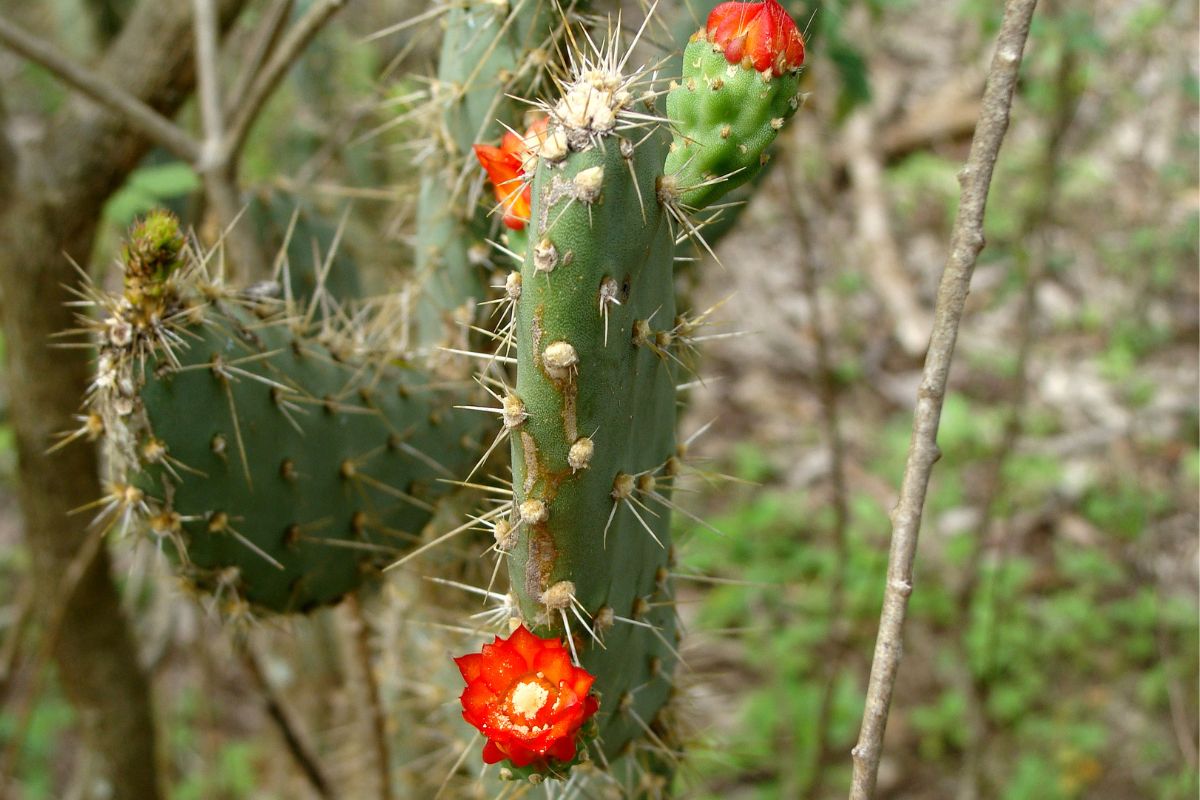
[103,162,200,227]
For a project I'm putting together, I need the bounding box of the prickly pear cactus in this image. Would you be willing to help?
[76,212,479,614]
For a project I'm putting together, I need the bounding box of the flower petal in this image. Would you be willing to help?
[453,652,483,683]
[706,0,804,76]
[481,740,507,764]
[479,640,528,693]
[505,624,545,668]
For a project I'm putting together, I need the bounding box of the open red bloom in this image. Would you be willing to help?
[454,625,599,767]
[472,117,548,231]
[705,0,805,76]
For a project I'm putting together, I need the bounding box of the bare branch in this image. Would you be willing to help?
[346,596,394,800]
[0,14,200,162]
[223,0,348,166]
[847,1,1039,797]
[193,0,226,151]
[238,637,336,799]
[225,0,295,117]
[780,151,854,798]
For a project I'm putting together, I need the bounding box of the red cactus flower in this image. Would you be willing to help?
[705,0,805,76]
[454,625,599,767]
[472,117,548,231]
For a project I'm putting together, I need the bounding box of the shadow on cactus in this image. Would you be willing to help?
[65,210,482,614]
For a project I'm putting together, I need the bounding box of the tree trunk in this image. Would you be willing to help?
[0,1,247,796]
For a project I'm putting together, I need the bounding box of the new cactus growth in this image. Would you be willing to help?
[664,0,805,209]
[77,211,480,613]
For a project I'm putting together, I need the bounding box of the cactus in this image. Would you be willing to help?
[451,2,806,792]
[76,211,480,614]
[413,0,567,350]
[664,0,806,210]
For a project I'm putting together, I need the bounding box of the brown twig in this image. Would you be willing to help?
[347,595,394,800]
[0,14,200,161]
[193,0,264,273]
[0,522,107,787]
[238,636,337,799]
[223,0,348,166]
[847,2,1039,797]
[225,0,295,118]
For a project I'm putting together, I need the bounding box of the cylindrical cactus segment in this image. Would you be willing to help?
[664,0,805,210]
[505,56,681,777]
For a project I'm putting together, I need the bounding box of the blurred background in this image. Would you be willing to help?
[0,0,1195,798]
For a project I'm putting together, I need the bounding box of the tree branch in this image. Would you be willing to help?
[847,2,1039,797]
[223,0,347,167]
[238,637,336,799]
[0,14,200,162]
[192,0,225,148]
[224,0,295,119]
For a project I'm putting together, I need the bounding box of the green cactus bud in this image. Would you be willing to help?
[664,0,806,210]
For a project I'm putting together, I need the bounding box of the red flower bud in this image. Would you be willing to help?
[704,0,805,76]
[454,624,599,768]
[472,117,549,231]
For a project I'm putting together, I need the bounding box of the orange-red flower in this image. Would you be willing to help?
[454,625,599,767]
[472,117,548,231]
[705,0,805,76]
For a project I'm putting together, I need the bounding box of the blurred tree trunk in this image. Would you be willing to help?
[0,0,246,796]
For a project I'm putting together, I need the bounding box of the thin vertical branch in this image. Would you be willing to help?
[237,637,337,799]
[347,596,394,800]
[193,0,264,273]
[193,0,226,144]
[848,2,1039,797]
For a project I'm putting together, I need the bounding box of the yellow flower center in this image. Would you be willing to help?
[510,680,550,720]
